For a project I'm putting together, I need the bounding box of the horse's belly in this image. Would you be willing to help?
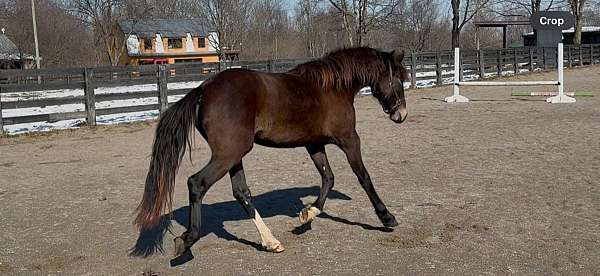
[254,136,305,148]
[253,126,328,148]
[253,103,332,148]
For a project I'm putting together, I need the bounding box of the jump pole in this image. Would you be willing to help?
[445,47,470,103]
[445,43,576,104]
[546,44,575,103]
[512,91,593,97]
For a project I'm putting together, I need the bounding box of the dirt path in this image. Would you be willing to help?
[1,67,599,275]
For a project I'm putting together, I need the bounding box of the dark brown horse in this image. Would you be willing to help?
[135,47,409,257]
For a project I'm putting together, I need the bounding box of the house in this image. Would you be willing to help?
[119,19,236,65]
[523,26,600,46]
[0,28,36,69]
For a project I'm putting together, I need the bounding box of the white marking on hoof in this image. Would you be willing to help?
[252,211,284,253]
[173,237,186,256]
[299,206,321,224]
[263,239,285,253]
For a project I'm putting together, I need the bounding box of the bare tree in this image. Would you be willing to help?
[450,0,494,48]
[38,2,97,66]
[569,0,588,44]
[245,0,289,59]
[486,0,568,48]
[195,0,255,60]
[493,0,567,16]
[327,0,401,46]
[388,0,441,52]
[122,0,199,19]
[1,0,98,67]
[294,2,345,57]
[68,0,128,65]
[297,0,320,56]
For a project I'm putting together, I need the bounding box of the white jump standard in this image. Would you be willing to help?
[445,43,576,104]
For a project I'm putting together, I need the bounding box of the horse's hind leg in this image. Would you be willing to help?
[174,155,238,256]
[338,132,398,228]
[299,144,334,224]
[230,161,284,252]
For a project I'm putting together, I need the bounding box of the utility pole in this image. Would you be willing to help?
[31,0,41,69]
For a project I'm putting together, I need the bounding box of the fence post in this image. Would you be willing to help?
[568,45,573,68]
[592,45,596,65]
[478,49,484,79]
[84,68,96,126]
[410,53,417,89]
[543,48,548,70]
[579,46,583,66]
[0,87,4,135]
[435,52,442,86]
[157,65,168,114]
[267,60,273,72]
[513,48,518,74]
[528,48,534,72]
[496,50,502,76]
[459,51,464,81]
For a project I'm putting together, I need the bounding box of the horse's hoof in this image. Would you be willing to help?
[264,240,285,253]
[299,206,321,224]
[381,213,399,228]
[173,237,187,256]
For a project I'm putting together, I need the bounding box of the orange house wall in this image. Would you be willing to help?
[133,36,218,64]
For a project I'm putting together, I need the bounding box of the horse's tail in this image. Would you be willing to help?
[134,87,203,230]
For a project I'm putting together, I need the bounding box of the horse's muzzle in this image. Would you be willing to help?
[390,108,407,123]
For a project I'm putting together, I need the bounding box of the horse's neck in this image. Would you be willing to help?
[336,85,368,102]
[341,84,368,103]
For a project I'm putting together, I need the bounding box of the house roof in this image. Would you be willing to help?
[0,33,21,59]
[524,26,600,36]
[119,19,214,38]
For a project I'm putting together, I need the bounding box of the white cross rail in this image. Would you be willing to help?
[445,43,576,104]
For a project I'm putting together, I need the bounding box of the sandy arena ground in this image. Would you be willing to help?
[1,67,599,275]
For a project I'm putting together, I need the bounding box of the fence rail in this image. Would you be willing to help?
[1,44,599,134]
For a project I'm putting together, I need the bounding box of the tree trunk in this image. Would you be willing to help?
[570,0,587,45]
[451,0,461,49]
[452,29,460,49]
[574,15,582,45]
[342,12,354,46]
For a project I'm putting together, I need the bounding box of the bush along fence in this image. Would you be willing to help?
[0,44,599,134]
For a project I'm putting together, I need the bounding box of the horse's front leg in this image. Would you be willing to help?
[299,144,335,224]
[337,131,398,228]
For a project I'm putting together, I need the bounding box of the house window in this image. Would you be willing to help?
[198,37,206,48]
[168,38,183,49]
[143,38,152,50]
[175,58,203,63]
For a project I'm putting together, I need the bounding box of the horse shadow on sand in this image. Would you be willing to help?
[129,186,394,264]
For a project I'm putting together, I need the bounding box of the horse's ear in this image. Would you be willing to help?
[393,50,405,64]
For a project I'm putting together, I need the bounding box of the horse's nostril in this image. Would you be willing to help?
[390,111,402,122]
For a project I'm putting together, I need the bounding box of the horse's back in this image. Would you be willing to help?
[199,68,353,148]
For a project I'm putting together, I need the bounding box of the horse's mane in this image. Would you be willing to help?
[289,47,406,90]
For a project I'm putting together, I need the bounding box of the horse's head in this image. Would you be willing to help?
[371,50,409,124]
